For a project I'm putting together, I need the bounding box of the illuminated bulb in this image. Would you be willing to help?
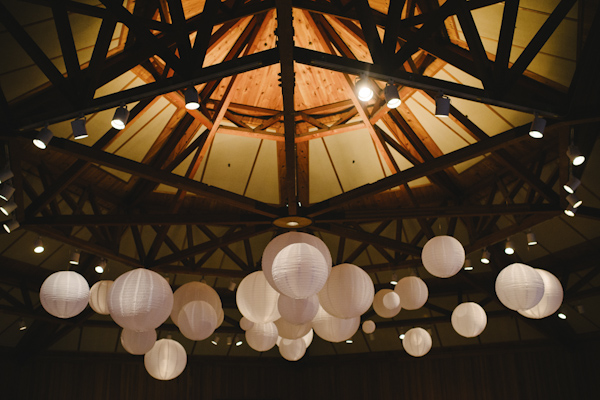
[504,238,515,255]
[286,221,299,227]
[19,318,27,331]
[235,340,243,347]
[567,144,585,166]
[345,339,353,344]
[527,232,537,246]
[3,219,19,233]
[71,117,88,139]
[558,312,567,320]
[33,127,53,149]
[563,176,580,194]
[211,336,220,346]
[566,193,582,208]
[184,87,200,110]
[0,200,17,216]
[399,333,405,340]
[111,105,129,130]
[529,115,546,139]
[70,250,80,265]
[33,237,44,254]
[480,249,490,264]
[390,273,398,285]
[384,84,401,108]
[95,259,106,274]
[356,77,373,102]
[464,258,473,271]
[564,205,576,217]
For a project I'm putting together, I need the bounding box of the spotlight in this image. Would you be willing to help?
[558,312,567,320]
[226,336,233,346]
[70,250,80,265]
[0,184,15,201]
[345,339,353,344]
[528,115,546,139]
[184,87,200,110]
[0,200,17,216]
[33,237,44,254]
[19,318,27,331]
[464,258,473,271]
[228,280,237,291]
[384,84,401,108]
[564,205,577,217]
[235,339,243,347]
[33,126,53,149]
[504,238,515,255]
[71,116,88,140]
[567,144,585,166]
[0,167,13,183]
[3,219,19,233]
[563,175,581,194]
[355,76,373,102]
[399,333,405,340]
[211,336,220,346]
[111,105,129,130]
[480,249,490,264]
[435,94,450,117]
[95,258,107,274]
[527,232,538,246]
[566,193,582,208]
[390,272,398,285]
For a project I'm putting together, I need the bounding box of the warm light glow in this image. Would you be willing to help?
[558,312,567,320]
[356,77,373,102]
[564,206,576,217]
[390,273,398,285]
[286,221,299,227]
[33,127,53,150]
[95,265,104,274]
[1,200,17,216]
[345,339,353,344]
[504,239,515,255]
[481,249,490,264]
[464,258,473,271]
[34,245,44,254]
[563,176,580,194]
[567,144,585,166]
[70,251,80,265]
[385,84,401,108]
[235,340,243,346]
[399,333,405,340]
[566,193,582,208]
[111,106,129,130]
[529,116,546,139]
[527,232,537,246]
[211,336,220,345]
[184,87,200,110]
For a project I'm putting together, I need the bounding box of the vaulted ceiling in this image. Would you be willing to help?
[1,0,599,360]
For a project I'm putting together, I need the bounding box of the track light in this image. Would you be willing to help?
[184,87,200,110]
[19,318,27,331]
[0,184,15,201]
[0,167,13,183]
[384,84,401,108]
[480,249,490,264]
[211,336,220,345]
[567,144,585,166]
[235,339,243,346]
[399,333,405,340]
[71,116,88,140]
[70,250,80,265]
[228,280,237,291]
[0,200,17,216]
[529,115,546,139]
[355,76,373,102]
[558,312,567,320]
[226,336,232,346]
[345,339,353,344]
[564,205,577,217]
[464,258,473,271]
[111,105,129,130]
[3,219,19,233]
[504,238,515,255]
[95,258,107,274]
[33,237,44,254]
[390,272,398,285]
[435,93,450,117]
[527,232,538,246]
[566,193,582,208]
[33,126,53,149]
[563,175,581,194]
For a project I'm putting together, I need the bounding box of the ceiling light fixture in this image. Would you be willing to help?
[111,105,129,130]
[33,126,53,149]
[0,167,13,183]
[345,339,353,344]
[504,238,515,255]
[384,84,401,108]
[464,258,473,271]
[0,184,15,201]
[480,249,490,264]
[19,318,27,331]
[399,333,405,340]
[226,336,232,346]
[527,232,538,246]
[70,250,81,265]
[564,205,577,217]
[95,258,107,274]
[71,116,88,139]
[567,144,585,166]
[528,115,546,139]
[0,200,17,216]
[184,87,200,110]
[563,175,581,194]
[355,76,373,102]
[566,193,582,208]
[435,93,450,117]
[235,339,243,347]
[390,272,398,285]
[211,336,220,346]
[3,219,19,233]
[33,237,45,254]
[558,312,567,320]
[228,280,237,291]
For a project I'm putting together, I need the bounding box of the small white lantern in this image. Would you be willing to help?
[171,281,222,326]
[318,263,374,318]
[121,328,156,355]
[278,294,319,325]
[451,302,487,338]
[144,338,187,380]
[421,235,465,278]
[236,271,280,323]
[518,269,563,319]
[403,327,432,357]
[495,263,544,311]
[394,276,428,310]
[279,338,306,361]
[274,318,311,340]
[312,306,359,343]
[107,268,173,331]
[246,322,279,352]
[373,289,401,318]
[89,280,113,315]
[40,271,90,319]
[177,301,217,341]
[362,320,376,334]
[240,317,255,331]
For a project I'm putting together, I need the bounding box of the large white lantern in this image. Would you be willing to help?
[271,242,330,299]
[274,318,312,340]
[394,276,428,310]
[40,271,89,319]
[278,294,319,325]
[246,322,278,352]
[171,281,222,326]
[279,338,306,361]
[403,327,432,357]
[518,269,563,319]
[495,263,544,311]
[121,328,156,355]
[318,263,374,318]
[451,302,487,338]
[312,306,360,343]
[107,268,173,331]
[236,271,280,323]
[373,289,401,318]
[240,317,255,331]
[177,301,217,341]
[421,235,465,278]
[362,320,376,334]
[89,280,113,315]
[301,329,314,348]
[144,338,187,380]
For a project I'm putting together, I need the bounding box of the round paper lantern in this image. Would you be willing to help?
[373,289,401,318]
[171,281,222,326]
[518,269,563,319]
[362,320,376,334]
[279,338,306,361]
[89,280,113,315]
[144,338,187,380]
[274,318,311,340]
[394,276,428,310]
[271,242,330,299]
[451,302,487,338]
[403,327,432,357]
[312,306,360,343]
[240,317,255,331]
[421,235,465,278]
[383,291,400,309]
[246,322,278,352]
[177,301,217,341]
[121,328,156,355]
[216,307,224,327]
[278,294,319,325]
[108,268,173,331]
[318,263,374,318]
[236,271,280,323]
[262,232,332,290]
[495,263,544,311]
[302,329,314,348]
[40,271,89,319]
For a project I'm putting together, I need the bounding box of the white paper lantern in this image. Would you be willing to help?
[144,338,187,380]
[177,301,217,341]
[421,235,465,278]
[216,307,224,327]
[107,268,173,331]
[121,328,156,355]
[171,281,222,326]
[279,338,306,361]
[394,276,428,310]
[362,320,376,334]
[312,306,359,343]
[271,242,330,299]
[451,302,487,338]
[383,291,400,309]
[246,322,278,352]
[240,317,255,331]
[373,289,402,318]
[89,280,113,315]
[236,271,280,323]
[495,263,544,311]
[301,329,314,348]
[518,269,563,319]
[403,327,432,357]
[40,271,90,319]
[278,294,319,325]
[318,263,374,318]
[274,318,312,340]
